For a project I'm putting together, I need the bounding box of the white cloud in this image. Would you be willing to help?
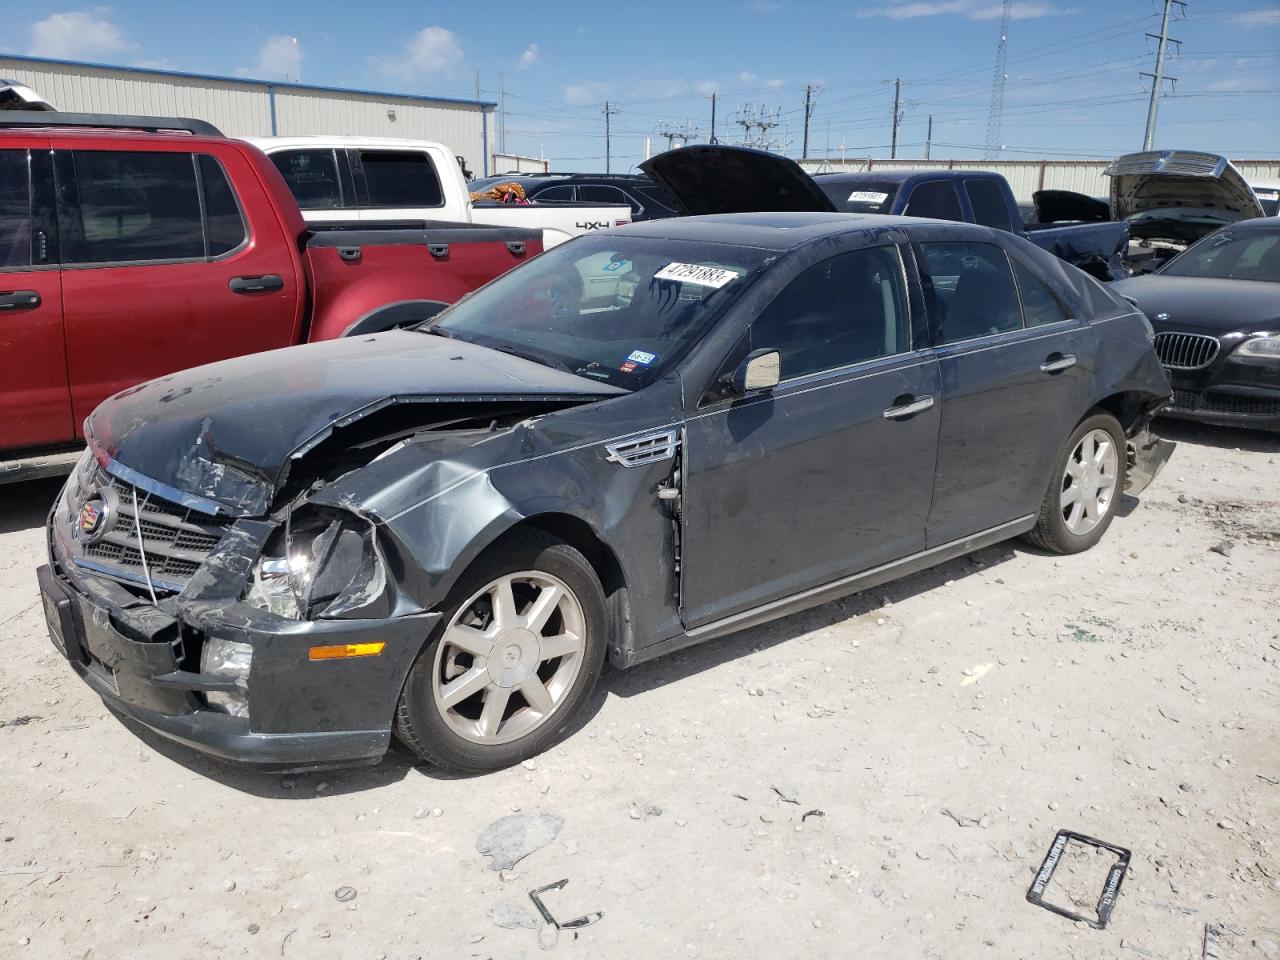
[1231,9,1280,26]
[857,1,1070,20]
[519,43,539,69]
[562,80,612,105]
[737,71,758,84]
[236,35,303,81]
[373,26,464,79]
[766,78,786,90]
[29,8,131,60]
[696,79,719,95]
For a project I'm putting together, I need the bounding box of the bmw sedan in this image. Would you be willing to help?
[1113,217,1280,432]
[39,213,1173,773]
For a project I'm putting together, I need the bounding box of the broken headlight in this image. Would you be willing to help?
[244,508,390,620]
[201,637,251,718]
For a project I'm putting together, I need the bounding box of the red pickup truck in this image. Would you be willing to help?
[0,110,541,481]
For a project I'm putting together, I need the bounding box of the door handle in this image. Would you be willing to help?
[1040,353,1077,373]
[0,290,41,310]
[882,395,935,419]
[228,274,284,293]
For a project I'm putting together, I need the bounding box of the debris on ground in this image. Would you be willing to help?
[477,814,564,871]
[528,878,603,931]
[1208,539,1235,557]
[334,886,356,903]
[489,901,538,930]
[1026,830,1130,929]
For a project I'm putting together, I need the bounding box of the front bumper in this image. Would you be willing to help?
[1159,350,1280,432]
[38,563,439,770]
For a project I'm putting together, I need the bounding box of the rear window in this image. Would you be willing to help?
[63,151,246,265]
[818,179,897,214]
[359,151,443,208]
[964,179,1014,232]
[903,180,964,222]
[271,149,343,209]
[0,149,31,268]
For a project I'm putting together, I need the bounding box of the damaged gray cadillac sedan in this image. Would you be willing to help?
[39,212,1174,773]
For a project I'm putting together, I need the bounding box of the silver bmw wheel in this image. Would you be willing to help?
[431,571,587,745]
[1060,428,1119,536]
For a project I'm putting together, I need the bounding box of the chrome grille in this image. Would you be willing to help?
[70,459,231,592]
[1153,332,1220,370]
[605,429,679,467]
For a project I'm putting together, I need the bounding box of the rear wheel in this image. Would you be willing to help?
[394,529,606,772]
[1024,412,1126,555]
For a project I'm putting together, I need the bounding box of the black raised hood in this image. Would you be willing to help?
[640,145,835,217]
[88,332,624,517]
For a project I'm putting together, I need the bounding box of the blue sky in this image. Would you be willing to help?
[6,2,1278,172]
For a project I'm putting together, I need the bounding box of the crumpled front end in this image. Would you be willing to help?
[40,448,438,770]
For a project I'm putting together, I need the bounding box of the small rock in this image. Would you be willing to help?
[498,869,519,883]
[470,934,485,944]
[1209,540,1234,557]
[1048,801,1060,811]
[812,918,823,929]
[538,923,559,950]
[927,666,940,675]
[17,938,30,947]
[675,818,688,827]
[247,924,259,935]
[1178,783,1193,793]
[222,880,236,892]
[521,759,538,771]
[645,804,663,817]
[629,807,642,820]
[413,807,427,820]
[1218,818,1238,831]
[431,807,443,818]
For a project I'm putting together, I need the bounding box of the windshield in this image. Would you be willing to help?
[1258,195,1279,217]
[1162,228,1280,283]
[426,235,773,389]
[817,179,898,214]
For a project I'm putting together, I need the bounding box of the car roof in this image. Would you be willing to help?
[813,170,1001,185]
[1220,216,1280,234]
[615,211,951,249]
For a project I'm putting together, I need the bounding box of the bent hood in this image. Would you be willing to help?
[1032,190,1110,224]
[1105,151,1264,239]
[640,145,834,216]
[88,331,624,517]
[1110,275,1280,336]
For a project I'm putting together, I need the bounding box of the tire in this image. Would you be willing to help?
[394,528,607,773]
[1023,411,1127,555]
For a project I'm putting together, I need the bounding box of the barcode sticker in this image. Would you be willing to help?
[653,262,740,289]
[848,191,889,204]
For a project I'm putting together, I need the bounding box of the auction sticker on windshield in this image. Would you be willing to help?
[654,262,741,289]
[848,191,889,204]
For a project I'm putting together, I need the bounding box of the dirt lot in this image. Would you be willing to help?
[1,419,1277,960]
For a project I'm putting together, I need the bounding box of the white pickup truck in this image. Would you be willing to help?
[242,136,631,248]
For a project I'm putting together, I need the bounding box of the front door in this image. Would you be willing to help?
[54,145,303,431]
[0,140,73,451]
[917,239,1089,546]
[680,243,941,629]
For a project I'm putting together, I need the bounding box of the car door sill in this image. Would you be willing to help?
[623,514,1036,668]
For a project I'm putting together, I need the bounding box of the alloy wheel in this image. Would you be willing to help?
[1060,428,1119,536]
[431,571,587,745]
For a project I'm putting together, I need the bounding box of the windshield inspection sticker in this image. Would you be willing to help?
[626,350,657,366]
[653,262,740,289]
[848,191,889,204]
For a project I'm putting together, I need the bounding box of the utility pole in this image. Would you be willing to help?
[498,73,505,155]
[474,70,480,100]
[602,101,620,173]
[1143,0,1185,150]
[889,78,901,159]
[925,114,933,160]
[708,92,718,144]
[802,84,814,159]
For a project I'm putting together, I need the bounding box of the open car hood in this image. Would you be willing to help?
[640,145,835,216]
[1032,190,1110,224]
[87,331,624,518]
[1105,150,1264,230]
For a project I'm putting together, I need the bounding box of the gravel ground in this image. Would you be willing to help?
[1,418,1277,960]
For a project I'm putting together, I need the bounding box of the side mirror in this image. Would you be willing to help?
[732,348,781,395]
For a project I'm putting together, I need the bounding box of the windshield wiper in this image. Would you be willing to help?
[493,344,576,375]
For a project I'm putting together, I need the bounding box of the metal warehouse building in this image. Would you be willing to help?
[0,54,498,176]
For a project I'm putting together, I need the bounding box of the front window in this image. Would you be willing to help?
[1161,229,1280,283]
[426,235,774,389]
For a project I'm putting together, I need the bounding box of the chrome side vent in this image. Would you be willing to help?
[605,429,679,468]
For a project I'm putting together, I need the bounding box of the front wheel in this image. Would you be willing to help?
[1023,412,1127,555]
[394,529,607,773]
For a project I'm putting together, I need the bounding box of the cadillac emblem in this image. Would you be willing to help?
[76,493,113,545]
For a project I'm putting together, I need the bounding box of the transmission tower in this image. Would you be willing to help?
[1142,0,1186,150]
[655,120,700,150]
[983,0,1012,160]
[734,102,784,151]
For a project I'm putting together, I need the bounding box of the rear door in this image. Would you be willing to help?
[55,142,303,430]
[0,139,73,451]
[918,237,1087,546]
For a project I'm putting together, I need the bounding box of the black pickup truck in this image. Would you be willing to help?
[640,147,1131,282]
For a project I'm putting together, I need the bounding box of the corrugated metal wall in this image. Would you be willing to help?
[0,56,491,173]
[800,157,1280,201]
